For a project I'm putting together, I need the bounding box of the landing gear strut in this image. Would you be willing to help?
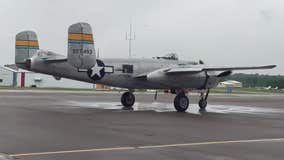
[121,91,135,108]
[174,91,189,112]
[199,89,210,110]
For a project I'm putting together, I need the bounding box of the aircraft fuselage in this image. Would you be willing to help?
[24,57,221,90]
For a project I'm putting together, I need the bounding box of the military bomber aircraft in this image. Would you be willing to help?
[11,22,276,112]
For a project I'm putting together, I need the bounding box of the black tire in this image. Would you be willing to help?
[174,94,189,112]
[121,92,135,107]
[198,99,207,110]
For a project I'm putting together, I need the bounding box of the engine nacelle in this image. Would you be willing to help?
[147,69,219,89]
[53,76,61,80]
[147,69,168,83]
[68,22,96,71]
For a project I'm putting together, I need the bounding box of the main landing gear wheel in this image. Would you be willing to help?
[174,93,189,112]
[121,92,135,108]
[199,89,210,111]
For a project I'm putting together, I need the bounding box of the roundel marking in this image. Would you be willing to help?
[87,59,105,81]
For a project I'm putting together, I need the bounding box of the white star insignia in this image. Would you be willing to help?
[90,63,104,78]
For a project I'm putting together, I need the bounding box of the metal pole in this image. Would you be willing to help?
[126,23,135,58]
[129,23,132,58]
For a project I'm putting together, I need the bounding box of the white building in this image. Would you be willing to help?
[0,66,95,89]
[0,67,15,86]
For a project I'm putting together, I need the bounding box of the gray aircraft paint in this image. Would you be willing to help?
[29,55,213,89]
[13,22,275,90]
[68,23,96,70]
[15,31,39,64]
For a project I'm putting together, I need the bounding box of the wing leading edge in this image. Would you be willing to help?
[134,65,276,80]
[203,65,276,71]
[165,65,276,74]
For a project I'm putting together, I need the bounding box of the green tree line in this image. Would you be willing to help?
[225,73,284,89]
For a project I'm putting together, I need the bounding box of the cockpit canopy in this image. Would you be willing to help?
[155,53,179,60]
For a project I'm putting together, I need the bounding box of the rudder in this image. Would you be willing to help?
[68,22,96,71]
[15,31,39,64]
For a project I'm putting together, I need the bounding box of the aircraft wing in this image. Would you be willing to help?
[134,65,276,80]
[165,67,203,74]
[202,65,276,71]
[165,65,276,74]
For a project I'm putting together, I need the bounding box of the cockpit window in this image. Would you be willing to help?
[122,64,133,73]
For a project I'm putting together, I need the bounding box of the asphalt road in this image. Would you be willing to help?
[0,90,283,160]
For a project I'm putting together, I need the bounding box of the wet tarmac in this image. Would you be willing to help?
[0,90,283,160]
[69,101,284,115]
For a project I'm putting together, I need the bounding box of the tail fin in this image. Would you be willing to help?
[68,22,96,71]
[15,31,39,64]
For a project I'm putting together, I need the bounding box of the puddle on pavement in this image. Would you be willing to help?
[67,101,284,115]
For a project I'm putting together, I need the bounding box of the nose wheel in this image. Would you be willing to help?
[198,98,207,110]
[174,92,189,112]
[121,91,135,108]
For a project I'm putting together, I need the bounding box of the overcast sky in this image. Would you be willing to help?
[1,0,283,75]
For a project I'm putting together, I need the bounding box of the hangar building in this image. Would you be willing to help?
[0,66,95,89]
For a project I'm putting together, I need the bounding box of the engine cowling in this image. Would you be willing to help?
[68,22,96,71]
[147,68,168,83]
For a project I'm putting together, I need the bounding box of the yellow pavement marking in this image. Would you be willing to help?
[10,147,135,157]
[138,138,284,149]
[10,138,284,158]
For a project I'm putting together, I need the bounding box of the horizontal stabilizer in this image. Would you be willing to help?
[42,58,67,63]
[3,64,30,73]
[41,56,67,63]
[37,51,67,63]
